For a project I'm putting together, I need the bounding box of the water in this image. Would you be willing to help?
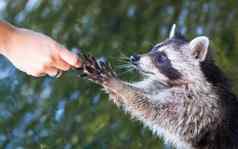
[0,0,238,148]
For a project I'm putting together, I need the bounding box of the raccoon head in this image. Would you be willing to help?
[130,35,210,86]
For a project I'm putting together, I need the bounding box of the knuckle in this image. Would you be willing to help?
[48,72,57,77]
[71,55,78,64]
[31,72,41,77]
[26,68,45,77]
[38,64,47,72]
[62,65,70,71]
[47,58,53,65]
[42,59,53,69]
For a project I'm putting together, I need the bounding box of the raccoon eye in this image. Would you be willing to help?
[155,52,167,64]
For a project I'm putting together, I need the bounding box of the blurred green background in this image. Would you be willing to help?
[0,0,238,149]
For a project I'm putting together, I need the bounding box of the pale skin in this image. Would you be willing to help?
[0,21,81,77]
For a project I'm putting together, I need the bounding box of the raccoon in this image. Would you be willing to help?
[80,25,238,149]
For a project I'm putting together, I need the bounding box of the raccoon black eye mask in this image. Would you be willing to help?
[150,51,182,80]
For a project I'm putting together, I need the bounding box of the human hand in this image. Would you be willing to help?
[1,27,81,77]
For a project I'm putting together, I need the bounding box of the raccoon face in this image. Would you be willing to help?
[130,36,209,85]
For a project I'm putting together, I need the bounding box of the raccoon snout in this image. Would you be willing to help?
[130,54,140,64]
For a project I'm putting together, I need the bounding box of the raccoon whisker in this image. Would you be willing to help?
[116,59,130,64]
[117,63,129,67]
[117,67,131,71]
[107,56,128,63]
[118,58,130,64]
[118,51,129,58]
[120,57,130,61]
[118,64,132,67]
[118,68,135,76]
[118,55,130,62]
[117,63,134,69]
[106,51,129,61]
[130,64,138,69]
[117,66,134,71]
[117,63,133,69]
[116,67,132,71]
[103,55,129,64]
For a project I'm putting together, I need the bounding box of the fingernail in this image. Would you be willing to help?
[75,59,81,68]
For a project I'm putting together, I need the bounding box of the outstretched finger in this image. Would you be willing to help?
[45,67,59,77]
[59,48,81,68]
[53,56,71,71]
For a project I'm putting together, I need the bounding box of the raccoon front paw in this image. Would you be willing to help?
[79,54,117,84]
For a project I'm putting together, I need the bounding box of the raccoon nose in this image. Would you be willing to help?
[130,54,140,63]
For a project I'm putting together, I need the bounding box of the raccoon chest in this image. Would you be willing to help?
[147,123,193,149]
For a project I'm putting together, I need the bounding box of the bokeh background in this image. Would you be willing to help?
[0,0,238,149]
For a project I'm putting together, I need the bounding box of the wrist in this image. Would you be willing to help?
[0,21,17,56]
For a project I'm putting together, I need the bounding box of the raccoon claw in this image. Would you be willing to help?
[78,54,117,84]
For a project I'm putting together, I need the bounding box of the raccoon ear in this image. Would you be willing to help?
[189,36,209,62]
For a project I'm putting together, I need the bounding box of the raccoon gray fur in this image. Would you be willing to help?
[79,30,238,149]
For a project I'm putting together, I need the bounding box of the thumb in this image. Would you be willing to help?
[59,48,81,68]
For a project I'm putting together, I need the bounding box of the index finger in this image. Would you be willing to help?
[59,48,81,68]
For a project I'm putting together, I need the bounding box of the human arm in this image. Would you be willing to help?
[0,21,81,77]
